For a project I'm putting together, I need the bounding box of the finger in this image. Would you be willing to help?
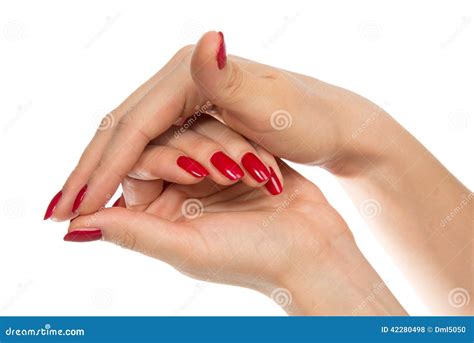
[253,145,283,196]
[191,116,272,187]
[156,125,244,186]
[49,46,197,222]
[121,176,164,211]
[77,49,204,215]
[191,31,295,133]
[129,144,209,184]
[65,208,199,267]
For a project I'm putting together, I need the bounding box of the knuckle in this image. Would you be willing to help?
[222,65,245,103]
[191,137,219,158]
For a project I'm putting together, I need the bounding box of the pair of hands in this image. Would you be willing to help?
[43,31,420,315]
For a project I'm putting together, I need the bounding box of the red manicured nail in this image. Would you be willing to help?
[211,151,244,181]
[177,156,209,178]
[43,190,63,220]
[63,229,102,242]
[112,197,121,207]
[241,153,271,183]
[265,167,283,195]
[217,31,227,69]
[72,184,88,213]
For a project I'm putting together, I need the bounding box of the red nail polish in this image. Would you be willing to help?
[72,184,88,213]
[217,31,226,70]
[177,156,210,178]
[265,167,283,195]
[210,151,244,181]
[63,229,102,242]
[112,197,121,207]
[241,153,271,183]
[43,190,63,220]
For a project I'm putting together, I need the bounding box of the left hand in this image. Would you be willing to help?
[66,162,406,315]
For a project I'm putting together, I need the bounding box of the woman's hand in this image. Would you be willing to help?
[66,162,406,315]
[44,31,380,221]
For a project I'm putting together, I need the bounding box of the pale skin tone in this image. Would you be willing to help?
[47,31,472,315]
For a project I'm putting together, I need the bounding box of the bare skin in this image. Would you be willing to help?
[48,31,472,315]
[68,162,407,315]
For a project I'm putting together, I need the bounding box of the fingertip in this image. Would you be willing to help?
[191,31,228,99]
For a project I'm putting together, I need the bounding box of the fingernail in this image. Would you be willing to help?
[72,184,88,213]
[241,153,271,183]
[177,156,209,178]
[210,151,244,181]
[112,197,121,207]
[43,190,63,220]
[217,31,226,70]
[265,167,283,195]
[63,229,102,242]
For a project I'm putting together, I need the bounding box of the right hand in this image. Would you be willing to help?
[45,31,382,220]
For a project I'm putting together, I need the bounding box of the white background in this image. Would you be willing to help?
[0,0,472,316]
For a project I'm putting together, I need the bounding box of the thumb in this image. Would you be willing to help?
[65,208,192,265]
[191,31,288,131]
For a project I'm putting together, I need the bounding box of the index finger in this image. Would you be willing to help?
[76,51,204,215]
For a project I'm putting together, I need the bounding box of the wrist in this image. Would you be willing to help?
[321,102,403,177]
[273,228,406,315]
